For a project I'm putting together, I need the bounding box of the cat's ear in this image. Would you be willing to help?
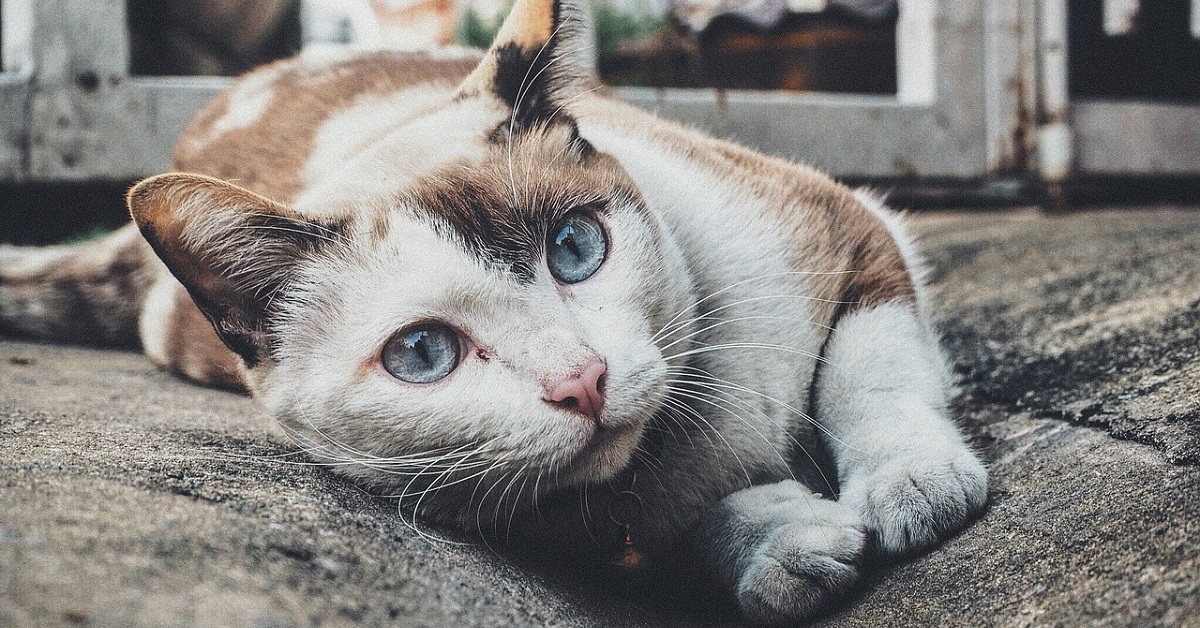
[128,173,345,368]
[458,0,593,132]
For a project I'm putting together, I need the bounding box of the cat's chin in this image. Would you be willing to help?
[561,421,645,484]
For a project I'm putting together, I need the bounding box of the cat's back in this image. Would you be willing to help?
[174,48,481,204]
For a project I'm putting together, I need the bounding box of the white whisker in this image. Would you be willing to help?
[658,312,832,354]
[657,394,751,485]
[652,270,856,343]
[665,341,824,363]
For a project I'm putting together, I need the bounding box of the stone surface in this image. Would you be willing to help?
[2,207,1198,627]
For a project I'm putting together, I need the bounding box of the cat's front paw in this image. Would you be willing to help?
[842,447,988,557]
[724,486,866,625]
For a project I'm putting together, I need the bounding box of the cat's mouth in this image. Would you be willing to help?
[565,421,645,482]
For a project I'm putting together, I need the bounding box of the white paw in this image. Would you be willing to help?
[726,485,866,625]
[843,448,988,557]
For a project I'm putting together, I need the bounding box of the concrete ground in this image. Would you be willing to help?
[2,207,1198,627]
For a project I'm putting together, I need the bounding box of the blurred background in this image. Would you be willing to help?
[1,0,1198,244]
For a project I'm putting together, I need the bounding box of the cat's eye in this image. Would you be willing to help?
[546,211,607,284]
[381,323,461,384]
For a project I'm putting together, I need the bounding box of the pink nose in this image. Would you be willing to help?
[544,359,607,422]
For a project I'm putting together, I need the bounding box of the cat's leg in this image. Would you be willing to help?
[691,479,866,625]
[816,301,987,557]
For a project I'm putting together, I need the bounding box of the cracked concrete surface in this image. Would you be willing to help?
[2,207,1198,627]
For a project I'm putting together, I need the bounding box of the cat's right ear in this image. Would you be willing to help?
[128,173,345,368]
[458,0,593,133]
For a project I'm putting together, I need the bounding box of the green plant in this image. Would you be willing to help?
[457,7,503,49]
[60,226,112,245]
[593,5,664,60]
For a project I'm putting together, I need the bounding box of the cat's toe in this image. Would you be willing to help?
[735,518,865,625]
[848,449,988,557]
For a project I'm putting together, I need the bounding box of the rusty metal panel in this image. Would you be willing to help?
[983,0,1036,174]
[1065,1,1200,177]
[3,0,34,179]
[4,0,1193,185]
[121,77,231,173]
[1072,100,1200,175]
[617,89,980,178]
[1036,0,1072,184]
[24,0,130,179]
[0,0,1003,182]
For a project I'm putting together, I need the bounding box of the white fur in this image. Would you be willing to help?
[138,275,177,367]
[259,198,688,492]
[700,479,863,625]
[815,301,986,555]
[581,121,827,465]
[294,97,499,212]
[204,66,279,143]
[298,86,457,205]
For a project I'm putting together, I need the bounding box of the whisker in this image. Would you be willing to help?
[492,463,528,539]
[504,471,534,543]
[665,341,824,363]
[664,384,791,481]
[657,394,751,485]
[658,396,717,451]
[652,270,857,343]
[666,368,842,495]
[667,365,855,452]
[658,312,833,354]
[579,482,598,543]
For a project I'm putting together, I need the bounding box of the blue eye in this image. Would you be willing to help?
[381,323,460,384]
[546,212,607,284]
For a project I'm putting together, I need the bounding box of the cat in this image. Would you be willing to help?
[0,0,987,623]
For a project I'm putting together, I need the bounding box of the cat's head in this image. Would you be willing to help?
[128,0,697,505]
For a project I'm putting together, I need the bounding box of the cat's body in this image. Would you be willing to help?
[0,1,987,623]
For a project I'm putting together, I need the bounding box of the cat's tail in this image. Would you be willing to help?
[0,223,155,348]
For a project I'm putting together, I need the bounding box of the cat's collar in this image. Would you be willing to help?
[606,472,647,572]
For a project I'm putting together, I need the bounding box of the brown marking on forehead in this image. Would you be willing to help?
[403,131,643,282]
[175,50,480,205]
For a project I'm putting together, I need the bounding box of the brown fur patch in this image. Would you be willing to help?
[175,51,480,204]
[129,51,478,385]
[129,173,348,368]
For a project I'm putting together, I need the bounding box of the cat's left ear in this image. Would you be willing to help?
[128,173,345,368]
[458,0,593,132]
